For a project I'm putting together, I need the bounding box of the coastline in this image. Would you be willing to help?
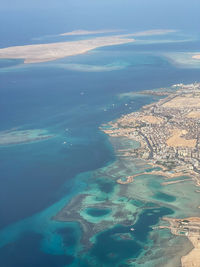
[101,82,200,266]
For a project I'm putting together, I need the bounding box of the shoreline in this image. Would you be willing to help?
[102,82,200,187]
[101,82,200,266]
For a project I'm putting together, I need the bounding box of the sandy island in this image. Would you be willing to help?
[0,35,134,64]
[0,29,175,64]
[192,55,200,60]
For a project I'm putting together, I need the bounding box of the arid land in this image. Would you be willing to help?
[157,217,200,267]
[101,82,200,266]
[102,82,200,186]
[0,35,134,64]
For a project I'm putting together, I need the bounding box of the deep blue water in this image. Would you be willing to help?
[0,232,74,267]
[1,5,200,264]
[0,49,182,229]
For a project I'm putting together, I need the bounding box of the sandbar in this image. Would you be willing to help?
[121,29,176,37]
[60,29,175,37]
[60,29,121,36]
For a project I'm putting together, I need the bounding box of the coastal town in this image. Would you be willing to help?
[102,82,200,186]
[101,82,200,266]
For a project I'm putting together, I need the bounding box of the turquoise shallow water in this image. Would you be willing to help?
[0,34,200,266]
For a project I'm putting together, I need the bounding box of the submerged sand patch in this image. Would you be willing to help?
[0,129,53,145]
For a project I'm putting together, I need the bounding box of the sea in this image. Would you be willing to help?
[1,1,200,266]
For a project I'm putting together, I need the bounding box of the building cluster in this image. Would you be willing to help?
[166,218,200,238]
[103,83,200,176]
